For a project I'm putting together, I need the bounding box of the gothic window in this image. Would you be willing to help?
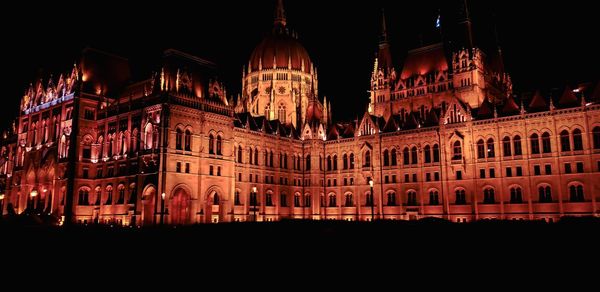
[343,154,348,169]
[510,187,523,204]
[144,123,153,150]
[78,188,89,206]
[477,139,485,159]
[383,150,390,167]
[328,194,336,207]
[503,137,512,157]
[455,189,466,205]
[175,128,183,150]
[403,147,410,165]
[411,146,418,165]
[364,150,371,167]
[238,146,243,163]
[391,149,397,166]
[407,191,417,206]
[333,155,338,170]
[572,129,583,151]
[433,144,440,162]
[560,130,570,152]
[216,135,222,155]
[304,195,311,207]
[453,141,462,160]
[185,130,192,151]
[387,192,397,206]
[539,186,552,203]
[349,153,355,169]
[117,185,125,204]
[429,191,439,205]
[569,185,584,202]
[424,145,431,163]
[543,132,553,153]
[254,148,259,165]
[306,155,311,170]
[294,194,301,207]
[327,156,332,171]
[208,134,215,154]
[278,105,286,124]
[105,186,113,205]
[483,188,495,204]
[593,127,600,149]
[487,138,495,158]
[530,134,540,154]
[344,193,354,207]
[513,135,523,156]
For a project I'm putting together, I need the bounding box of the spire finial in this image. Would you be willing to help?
[380,8,388,43]
[274,0,287,29]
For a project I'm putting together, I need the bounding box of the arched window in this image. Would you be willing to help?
[364,150,371,167]
[95,186,101,205]
[278,105,286,124]
[105,186,113,205]
[235,191,241,206]
[433,144,440,163]
[453,141,462,160]
[343,154,348,169]
[254,148,259,165]
[407,191,417,206]
[560,130,570,152]
[144,123,153,150]
[366,192,374,206]
[503,137,512,157]
[185,130,192,151]
[306,155,311,170]
[403,147,410,165]
[387,192,396,206]
[78,188,89,206]
[411,147,418,165]
[248,147,253,165]
[593,127,600,149]
[572,129,583,151]
[344,193,354,207]
[383,150,390,167]
[510,187,523,203]
[216,135,222,155]
[486,138,495,158]
[175,128,183,150]
[117,185,125,204]
[294,194,301,207]
[513,135,522,156]
[107,135,114,158]
[569,185,584,202]
[269,151,274,167]
[327,156,332,171]
[429,191,439,205]
[333,155,338,170]
[455,189,466,204]
[304,195,311,207]
[530,133,540,154]
[283,153,288,169]
[424,145,431,163]
[328,194,336,207]
[477,139,485,159]
[208,134,215,154]
[539,186,552,203]
[483,188,495,204]
[542,132,552,153]
[237,146,243,163]
[391,149,397,166]
[349,153,355,169]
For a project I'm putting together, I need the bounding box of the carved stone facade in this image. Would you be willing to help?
[0,0,598,225]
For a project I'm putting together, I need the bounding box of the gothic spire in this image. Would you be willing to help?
[380,8,388,44]
[274,0,287,29]
[377,8,393,72]
[458,0,474,49]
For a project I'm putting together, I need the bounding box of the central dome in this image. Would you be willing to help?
[249,33,312,74]
[248,0,312,74]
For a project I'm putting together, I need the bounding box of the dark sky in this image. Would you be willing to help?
[3,0,598,125]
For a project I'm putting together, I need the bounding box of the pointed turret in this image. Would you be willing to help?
[458,0,474,49]
[377,9,393,73]
[274,0,287,30]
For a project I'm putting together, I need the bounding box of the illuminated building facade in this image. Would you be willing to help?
[0,0,598,225]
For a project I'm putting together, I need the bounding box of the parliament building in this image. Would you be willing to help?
[0,0,599,225]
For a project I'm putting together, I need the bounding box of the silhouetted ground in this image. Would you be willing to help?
[1,215,598,284]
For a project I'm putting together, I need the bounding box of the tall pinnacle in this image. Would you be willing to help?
[380,9,388,44]
[458,0,474,49]
[274,0,287,29]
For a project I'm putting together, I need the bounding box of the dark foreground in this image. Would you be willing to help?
[1,216,598,284]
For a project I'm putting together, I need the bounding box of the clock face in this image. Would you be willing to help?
[278,86,286,95]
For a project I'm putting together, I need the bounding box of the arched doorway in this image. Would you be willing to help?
[171,188,191,225]
[141,185,156,226]
[207,191,221,223]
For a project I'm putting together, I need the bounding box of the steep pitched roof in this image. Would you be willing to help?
[501,96,520,116]
[528,90,547,111]
[558,86,579,107]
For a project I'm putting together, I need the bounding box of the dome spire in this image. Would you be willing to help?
[274,0,287,29]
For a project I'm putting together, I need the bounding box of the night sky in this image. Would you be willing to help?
[3,0,598,126]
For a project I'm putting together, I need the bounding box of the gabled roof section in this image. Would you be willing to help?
[558,86,579,108]
[501,96,520,116]
[528,90,547,111]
